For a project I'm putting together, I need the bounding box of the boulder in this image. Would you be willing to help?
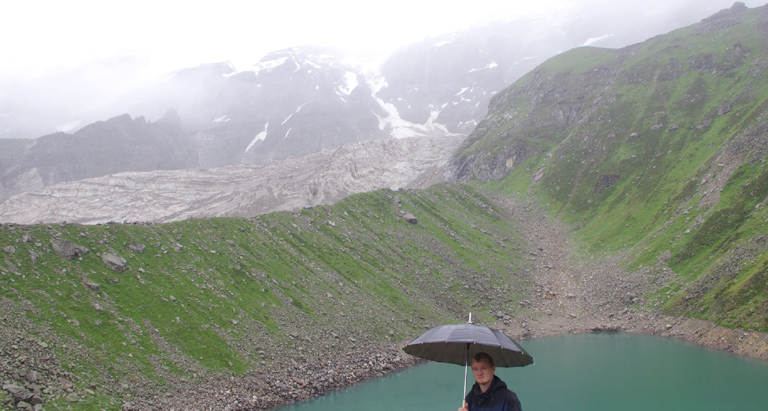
[82,278,101,291]
[52,240,89,260]
[402,213,418,224]
[101,254,127,273]
[127,243,146,254]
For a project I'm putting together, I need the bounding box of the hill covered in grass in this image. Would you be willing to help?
[0,184,532,409]
[452,2,768,333]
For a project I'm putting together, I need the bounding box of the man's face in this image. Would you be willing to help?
[471,358,495,386]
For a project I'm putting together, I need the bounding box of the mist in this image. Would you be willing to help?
[1,0,765,140]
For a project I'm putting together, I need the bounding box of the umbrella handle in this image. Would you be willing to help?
[462,343,469,406]
[463,312,471,405]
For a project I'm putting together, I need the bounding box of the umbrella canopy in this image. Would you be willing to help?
[403,323,533,367]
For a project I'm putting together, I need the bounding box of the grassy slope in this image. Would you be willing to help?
[0,183,531,409]
[459,5,768,332]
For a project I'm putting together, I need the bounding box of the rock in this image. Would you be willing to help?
[28,250,39,265]
[58,378,74,390]
[665,324,673,330]
[127,243,146,254]
[82,278,101,291]
[101,253,127,273]
[25,370,40,383]
[402,213,418,224]
[16,400,32,409]
[3,245,15,254]
[29,394,44,405]
[65,392,79,402]
[3,383,31,402]
[51,239,88,259]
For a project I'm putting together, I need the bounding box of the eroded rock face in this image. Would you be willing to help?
[0,136,463,224]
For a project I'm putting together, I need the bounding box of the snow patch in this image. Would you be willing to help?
[283,127,292,140]
[432,40,452,47]
[281,103,307,125]
[213,115,230,123]
[362,67,457,139]
[245,122,268,153]
[469,62,499,73]
[581,34,613,47]
[251,57,288,75]
[338,71,359,95]
[56,121,80,133]
[455,87,469,96]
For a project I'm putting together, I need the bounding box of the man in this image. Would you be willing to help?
[458,352,523,411]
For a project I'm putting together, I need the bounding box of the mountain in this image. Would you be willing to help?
[450,2,768,331]
[377,1,755,138]
[4,3,768,409]
[0,135,461,224]
[0,1,755,210]
[193,48,392,166]
[0,110,197,203]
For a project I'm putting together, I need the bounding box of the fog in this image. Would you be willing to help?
[1,0,765,139]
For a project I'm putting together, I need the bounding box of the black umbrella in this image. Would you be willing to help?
[403,316,533,404]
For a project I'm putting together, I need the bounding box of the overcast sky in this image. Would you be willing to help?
[2,0,766,79]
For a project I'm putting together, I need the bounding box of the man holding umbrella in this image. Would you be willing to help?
[459,352,523,411]
[402,316,530,410]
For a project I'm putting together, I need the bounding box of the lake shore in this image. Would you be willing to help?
[130,310,768,410]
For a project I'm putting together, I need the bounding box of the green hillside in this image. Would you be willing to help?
[0,184,530,409]
[453,3,768,332]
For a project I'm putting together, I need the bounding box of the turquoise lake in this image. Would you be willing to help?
[278,332,768,410]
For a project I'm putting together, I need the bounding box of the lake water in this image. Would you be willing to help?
[278,332,768,410]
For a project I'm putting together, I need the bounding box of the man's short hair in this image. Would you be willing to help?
[472,352,495,368]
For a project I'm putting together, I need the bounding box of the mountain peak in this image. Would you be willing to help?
[157,108,182,130]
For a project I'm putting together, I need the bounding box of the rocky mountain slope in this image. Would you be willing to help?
[0,1,751,207]
[0,110,197,203]
[0,135,461,224]
[450,2,768,332]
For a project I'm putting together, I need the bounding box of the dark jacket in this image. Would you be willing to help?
[464,375,522,411]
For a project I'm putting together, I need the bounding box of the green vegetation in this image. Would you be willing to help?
[0,184,530,408]
[460,5,768,332]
